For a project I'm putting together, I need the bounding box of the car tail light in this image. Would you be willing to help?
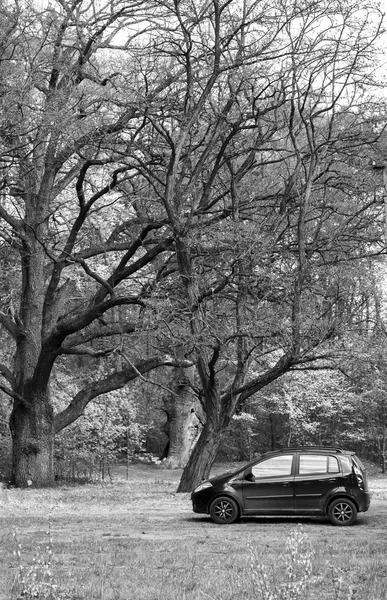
[354,467,364,490]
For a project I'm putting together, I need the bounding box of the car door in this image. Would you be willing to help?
[293,454,341,512]
[242,454,294,512]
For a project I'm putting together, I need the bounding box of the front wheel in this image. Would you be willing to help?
[328,498,357,526]
[210,496,239,524]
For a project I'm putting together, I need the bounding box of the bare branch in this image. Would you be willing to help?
[0,382,28,407]
[69,256,115,296]
[58,345,115,358]
[0,362,14,385]
[119,350,194,397]
[63,321,137,349]
[0,205,25,239]
[0,311,18,339]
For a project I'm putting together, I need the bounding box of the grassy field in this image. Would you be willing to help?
[1,463,386,600]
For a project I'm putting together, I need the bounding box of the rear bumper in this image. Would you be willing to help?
[359,491,372,513]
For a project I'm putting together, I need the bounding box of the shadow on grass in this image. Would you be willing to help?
[186,515,368,527]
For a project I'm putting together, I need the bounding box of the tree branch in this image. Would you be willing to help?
[0,362,14,385]
[63,321,137,349]
[58,345,115,358]
[0,311,18,339]
[52,295,144,341]
[54,355,193,432]
[68,256,115,296]
[0,205,25,239]
[119,351,194,397]
[0,382,29,407]
[223,352,295,404]
[92,236,174,304]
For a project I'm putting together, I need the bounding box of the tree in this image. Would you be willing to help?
[0,0,192,486]
[153,0,384,491]
[0,0,384,489]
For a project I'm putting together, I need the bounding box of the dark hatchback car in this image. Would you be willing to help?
[191,447,371,526]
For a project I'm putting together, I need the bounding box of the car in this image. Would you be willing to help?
[191,446,371,526]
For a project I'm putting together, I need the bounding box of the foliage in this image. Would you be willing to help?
[218,370,361,460]
[55,390,146,482]
[339,333,387,470]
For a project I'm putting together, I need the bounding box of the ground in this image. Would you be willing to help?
[1,463,386,599]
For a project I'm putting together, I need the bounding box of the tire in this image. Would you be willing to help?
[210,496,239,524]
[328,498,357,526]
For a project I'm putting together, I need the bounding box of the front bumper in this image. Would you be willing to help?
[192,501,207,514]
[191,488,217,514]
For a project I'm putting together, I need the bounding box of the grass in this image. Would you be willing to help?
[1,464,387,600]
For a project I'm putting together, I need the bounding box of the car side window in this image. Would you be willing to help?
[251,455,293,478]
[299,454,339,474]
[328,456,340,473]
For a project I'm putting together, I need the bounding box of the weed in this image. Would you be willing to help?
[248,526,314,600]
[332,567,355,600]
[12,522,74,600]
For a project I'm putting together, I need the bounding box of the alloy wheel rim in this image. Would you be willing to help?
[215,501,233,520]
[333,503,353,522]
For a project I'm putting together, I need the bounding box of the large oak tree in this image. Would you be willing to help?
[0,0,191,486]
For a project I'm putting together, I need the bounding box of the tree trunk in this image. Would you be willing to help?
[162,367,203,468]
[9,389,54,487]
[176,353,297,492]
[176,415,223,492]
[163,406,202,468]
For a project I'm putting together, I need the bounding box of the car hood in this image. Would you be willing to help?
[207,466,245,486]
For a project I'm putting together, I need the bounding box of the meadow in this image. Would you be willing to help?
[1,464,386,600]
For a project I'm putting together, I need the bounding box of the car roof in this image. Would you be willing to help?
[239,446,355,471]
[272,446,354,455]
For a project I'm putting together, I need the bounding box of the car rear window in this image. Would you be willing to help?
[299,454,340,474]
[340,456,352,474]
[339,455,365,474]
[352,455,366,471]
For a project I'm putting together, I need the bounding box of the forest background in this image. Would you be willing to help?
[0,0,387,492]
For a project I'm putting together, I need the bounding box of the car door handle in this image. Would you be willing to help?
[281,482,291,487]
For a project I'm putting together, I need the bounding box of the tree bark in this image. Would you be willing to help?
[176,413,223,492]
[9,390,54,487]
[162,366,203,469]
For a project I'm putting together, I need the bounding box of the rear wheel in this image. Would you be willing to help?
[328,498,357,526]
[210,496,239,524]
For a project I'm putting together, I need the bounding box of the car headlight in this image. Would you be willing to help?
[194,481,213,493]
